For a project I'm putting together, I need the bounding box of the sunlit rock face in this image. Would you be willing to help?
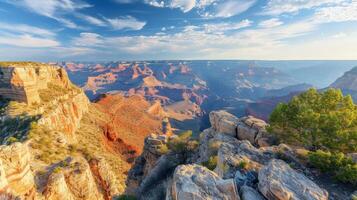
[0,63,70,104]
[0,142,36,199]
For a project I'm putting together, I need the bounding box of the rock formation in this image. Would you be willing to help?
[128,110,334,200]
[0,142,36,199]
[167,164,239,200]
[0,62,71,104]
[0,63,164,199]
[258,159,328,200]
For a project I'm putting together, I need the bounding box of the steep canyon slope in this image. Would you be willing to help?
[0,62,167,199]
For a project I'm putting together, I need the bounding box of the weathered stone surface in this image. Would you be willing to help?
[37,91,89,139]
[44,157,104,200]
[234,170,258,188]
[126,133,175,196]
[237,116,275,147]
[0,63,71,104]
[216,139,276,178]
[167,164,239,200]
[240,186,265,200]
[237,122,257,144]
[258,159,328,200]
[209,110,239,137]
[44,172,76,200]
[0,142,35,199]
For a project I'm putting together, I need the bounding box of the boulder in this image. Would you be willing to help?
[216,139,276,178]
[209,111,239,137]
[258,159,328,200]
[167,164,239,200]
[237,116,275,147]
[240,186,265,200]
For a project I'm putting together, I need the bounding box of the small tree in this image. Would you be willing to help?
[269,88,357,153]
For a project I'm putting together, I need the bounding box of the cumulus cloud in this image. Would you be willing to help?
[106,16,146,30]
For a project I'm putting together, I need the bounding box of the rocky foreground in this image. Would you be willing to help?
[127,111,356,200]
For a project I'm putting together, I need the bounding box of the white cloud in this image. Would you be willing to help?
[170,0,196,12]
[0,22,56,37]
[106,16,146,30]
[262,0,346,15]
[144,0,165,7]
[203,19,252,33]
[8,0,91,28]
[259,18,283,28]
[213,0,256,18]
[76,14,107,26]
[0,34,59,48]
[144,0,255,17]
[72,32,103,46]
[313,1,357,23]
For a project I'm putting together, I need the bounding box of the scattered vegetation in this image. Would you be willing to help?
[167,130,199,153]
[269,88,357,184]
[202,156,218,170]
[238,160,248,170]
[308,150,357,184]
[269,88,357,153]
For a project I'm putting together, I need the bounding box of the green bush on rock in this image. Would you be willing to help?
[269,88,357,153]
[308,150,357,184]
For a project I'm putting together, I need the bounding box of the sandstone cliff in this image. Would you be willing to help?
[0,63,163,199]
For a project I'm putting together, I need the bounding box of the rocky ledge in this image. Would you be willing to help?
[127,110,356,200]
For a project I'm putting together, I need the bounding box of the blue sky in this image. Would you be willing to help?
[0,0,357,61]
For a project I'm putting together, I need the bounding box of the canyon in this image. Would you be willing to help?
[0,62,356,200]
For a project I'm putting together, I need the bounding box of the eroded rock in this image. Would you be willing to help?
[167,164,239,200]
[209,111,239,137]
[258,159,328,200]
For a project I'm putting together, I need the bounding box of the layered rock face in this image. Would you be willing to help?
[44,157,104,200]
[0,142,36,199]
[37,91,89,139]
[0,62,70,104]
[129,110,331,200]
[0,63,127,199]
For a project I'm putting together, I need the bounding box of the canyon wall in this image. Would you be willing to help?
[0,63,70,104]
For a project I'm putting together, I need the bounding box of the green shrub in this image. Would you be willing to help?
[167,130,198,153]
[157,144,169,154]
[52,166,62,174]
[7,136,18,144]
[308,150,357,184]
[269,88,357,153]
[202,156,218,170]
[238,160,248,170]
